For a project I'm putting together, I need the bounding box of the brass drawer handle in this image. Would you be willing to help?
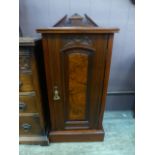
[21,123,32,132]
[19,102,26,111]
[53,86,61,101]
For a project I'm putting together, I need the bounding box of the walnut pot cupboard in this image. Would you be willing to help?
[37,14,119,142]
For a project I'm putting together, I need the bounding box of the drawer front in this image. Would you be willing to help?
[19,92,37,113]
[19,48,32,72]
[19,73,34,92]
[19,114,43,136]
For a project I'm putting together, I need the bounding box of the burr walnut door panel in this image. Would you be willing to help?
[43,34,108,130]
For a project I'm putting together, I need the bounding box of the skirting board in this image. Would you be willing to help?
[49,129,104,142]
[105,94,135,110]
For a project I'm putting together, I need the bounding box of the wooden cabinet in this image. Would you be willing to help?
[19,38,49,145]
[37,14,119,142]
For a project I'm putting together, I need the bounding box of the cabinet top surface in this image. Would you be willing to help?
[19,37,35,46]
[37,14,119,34]
[37,27,119,34]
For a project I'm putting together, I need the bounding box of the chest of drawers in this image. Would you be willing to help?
[19,38,48,145]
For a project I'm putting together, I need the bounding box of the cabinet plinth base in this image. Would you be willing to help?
[19,136,49,145]
[49,129,104,142]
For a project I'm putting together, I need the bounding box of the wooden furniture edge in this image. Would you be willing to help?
[19,136,49,145]
[98,34,114,128]
[19,37,42,46]
[84,14,98,26]
[31,40,45,131]
[19,37,35,46]
[53,15,68,27]
[37,27,119,34]
[49,129,104,142]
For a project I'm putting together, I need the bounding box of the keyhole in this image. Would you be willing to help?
[53,86,60,101]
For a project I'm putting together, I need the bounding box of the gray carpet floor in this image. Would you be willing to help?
[19,111,135,155]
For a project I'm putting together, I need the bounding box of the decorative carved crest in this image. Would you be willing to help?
[53,13,98,27]
[63,35,93,48]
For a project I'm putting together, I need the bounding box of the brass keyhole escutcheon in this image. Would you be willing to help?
[53,86,61,101]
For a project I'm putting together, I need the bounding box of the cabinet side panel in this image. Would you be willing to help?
[88,35,108,128]
[42,36,57,130]
[98,34,114,129]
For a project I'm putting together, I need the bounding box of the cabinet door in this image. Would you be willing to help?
[43,34,108,130]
